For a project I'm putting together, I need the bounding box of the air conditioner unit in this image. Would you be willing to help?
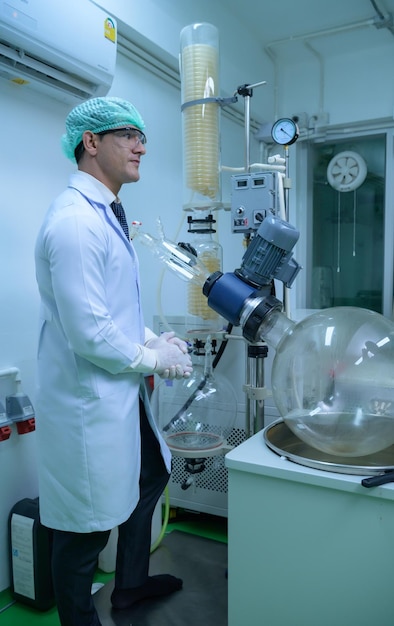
[0,0,117,104]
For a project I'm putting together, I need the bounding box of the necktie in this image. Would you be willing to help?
[111,201,129,239]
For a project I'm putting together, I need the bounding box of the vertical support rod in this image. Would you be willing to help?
[244,341,252,438]
[244,94,251,173]
[254,355,266,433]
[244,344,269,437]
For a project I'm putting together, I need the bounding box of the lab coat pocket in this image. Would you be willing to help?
[73,354,128,398]
[75,355,140,398]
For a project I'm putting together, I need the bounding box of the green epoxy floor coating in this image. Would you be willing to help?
[0,513,227,626]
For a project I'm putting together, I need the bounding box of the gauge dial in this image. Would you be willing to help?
[271,118,299,145]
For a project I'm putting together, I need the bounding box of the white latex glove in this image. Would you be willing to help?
[145,332,192,379]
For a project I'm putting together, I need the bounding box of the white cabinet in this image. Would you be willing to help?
[226,430,394,626]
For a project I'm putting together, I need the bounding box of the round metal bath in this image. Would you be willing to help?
[264,419,394,475]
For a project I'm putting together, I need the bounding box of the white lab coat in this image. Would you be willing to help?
[34,171,171,532]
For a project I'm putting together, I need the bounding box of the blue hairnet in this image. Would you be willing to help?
[61,96,145,162]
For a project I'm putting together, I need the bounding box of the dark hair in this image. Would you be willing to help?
[74,141,84,164]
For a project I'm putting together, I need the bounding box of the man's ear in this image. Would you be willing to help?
[82,130,99,156]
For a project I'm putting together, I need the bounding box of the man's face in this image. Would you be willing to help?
[84,126,147,193]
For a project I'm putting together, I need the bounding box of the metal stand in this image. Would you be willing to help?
[243,342,271,436]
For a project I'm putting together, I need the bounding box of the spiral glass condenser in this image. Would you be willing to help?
[180,23,221,211]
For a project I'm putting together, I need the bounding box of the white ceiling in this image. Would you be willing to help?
[224,0,394,61]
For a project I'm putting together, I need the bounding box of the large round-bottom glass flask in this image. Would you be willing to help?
[151,357,237,458]
[263,307,394,457]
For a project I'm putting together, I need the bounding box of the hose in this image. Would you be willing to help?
[150,485,170,553]
[162,322,234,433]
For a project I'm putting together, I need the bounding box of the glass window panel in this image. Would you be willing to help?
[310,135,385,313]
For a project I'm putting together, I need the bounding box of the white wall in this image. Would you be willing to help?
[1,0,394,593]
[278,39,394,126]
[0,84,73,593]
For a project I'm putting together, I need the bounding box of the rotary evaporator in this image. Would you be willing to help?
[134,22,304,514]
[134,22,394,523]
[131,23,394,626]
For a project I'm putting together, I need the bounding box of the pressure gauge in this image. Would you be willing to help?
[271,118,299,146]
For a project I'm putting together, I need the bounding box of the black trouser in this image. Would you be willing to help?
[51,402,170,626]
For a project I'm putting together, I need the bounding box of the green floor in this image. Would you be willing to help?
[0,511,227,626]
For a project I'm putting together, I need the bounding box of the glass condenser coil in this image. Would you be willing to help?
[180,23,221,209]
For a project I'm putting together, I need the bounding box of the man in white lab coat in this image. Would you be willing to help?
[34,96,192,626]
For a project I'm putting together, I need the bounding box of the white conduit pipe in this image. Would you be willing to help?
[221,163,286,173]
[266,17,376,47]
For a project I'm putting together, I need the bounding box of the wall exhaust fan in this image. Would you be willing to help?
[327,151,367,192]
